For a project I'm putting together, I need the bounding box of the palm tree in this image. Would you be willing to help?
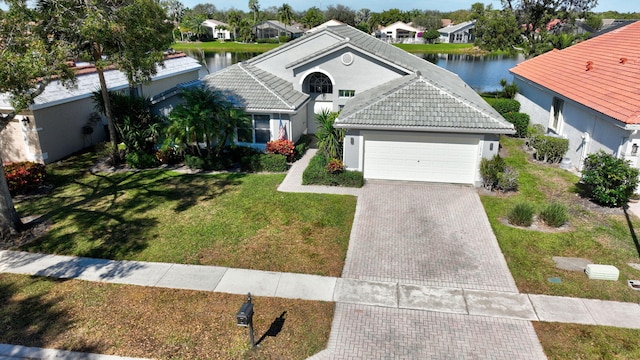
[248,0,259,24]
[315,109,345,159]
[278,3,294,26]
[226,9,242,40]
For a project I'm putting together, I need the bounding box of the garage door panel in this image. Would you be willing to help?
[363,132,479,184]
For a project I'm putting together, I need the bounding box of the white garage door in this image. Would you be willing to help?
[364,132,480,184]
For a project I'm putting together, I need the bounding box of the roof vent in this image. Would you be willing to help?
[586,61,594,71]
[416,71,422,78]
[620,57,628,64]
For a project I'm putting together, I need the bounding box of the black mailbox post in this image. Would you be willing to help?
[236,293,255,347]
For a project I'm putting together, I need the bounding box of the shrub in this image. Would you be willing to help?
[183,154,230,171]
[581,150,640,207]
[488,98,521,115]
[125,151,158,169]
[497,167,519,192]
[228,146,261,164]
[5,162,47,194]
[241,154,288,172]
[302,153,363,187]
[155,147,181,165]
[480,155,506,190]
[325,158,344,174]
[527,124,545,138]
[258,154,288,172]
[540,203,568,227]
[530,135,569,163]
[503,112,530,138]
[266,139,295,161]
[508,202,535,227]
[293,134,314,161]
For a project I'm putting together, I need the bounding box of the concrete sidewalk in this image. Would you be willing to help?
[2,249,640,329]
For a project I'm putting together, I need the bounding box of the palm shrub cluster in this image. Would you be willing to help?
[580,151,640,207]
[480,155,519,192]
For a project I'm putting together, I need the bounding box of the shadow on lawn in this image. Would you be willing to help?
[623,207,640,260]
[255,311,287,346]
[18,164,244,260]
[0,277,106,353]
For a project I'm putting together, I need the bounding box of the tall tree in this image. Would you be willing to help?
[501,0,598,55]
[300,6,323,28]
[38,0,173,161]
[278,3,294,25]
[160,0,184,40]
[248,0,260,24]
[0,0,75,239]
[191,3,216,18]
[474,8,522,52]
[324,4,355,26]
[226,9,243,40]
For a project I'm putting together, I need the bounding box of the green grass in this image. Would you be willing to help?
[481,137,640,302]
[15,151,356,277]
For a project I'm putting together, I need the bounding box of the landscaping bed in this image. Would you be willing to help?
[481,137,640,302]
[13,151,356,277]
[0,273,332,359]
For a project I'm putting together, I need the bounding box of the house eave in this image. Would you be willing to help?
[333,123,516,134]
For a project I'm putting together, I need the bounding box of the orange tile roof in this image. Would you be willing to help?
[510,21,640,125]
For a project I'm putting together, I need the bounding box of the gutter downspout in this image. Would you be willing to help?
[580,132,591,171]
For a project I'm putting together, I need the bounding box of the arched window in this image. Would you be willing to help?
[308,73,333,94]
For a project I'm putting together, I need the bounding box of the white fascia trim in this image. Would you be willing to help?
[334,124,516,135]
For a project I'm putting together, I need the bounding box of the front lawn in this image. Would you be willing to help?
[172,41,279,52]
[15,151,356,277]
[481,137,640,302]
[0,273,333,360]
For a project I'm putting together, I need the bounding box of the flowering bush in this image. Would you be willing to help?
[266,139,295,161]
[325,158,344,174]
[5,161,47,194]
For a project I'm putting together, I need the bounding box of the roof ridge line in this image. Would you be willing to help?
[238,63,295,110]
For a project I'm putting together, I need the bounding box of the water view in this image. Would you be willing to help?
[188,50,524,93]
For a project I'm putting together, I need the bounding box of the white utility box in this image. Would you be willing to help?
[585,264,619,281]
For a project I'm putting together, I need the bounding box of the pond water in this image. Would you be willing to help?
[189,50,524,93]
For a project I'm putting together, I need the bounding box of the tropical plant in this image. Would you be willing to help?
[278,3,294,25]
[315,110,345,159]
[300,6,324,28]
[581,151,640,207]
[93,92,162,155]
[248,0,260,24]
[165,87,250,158]
[508,202,535,227]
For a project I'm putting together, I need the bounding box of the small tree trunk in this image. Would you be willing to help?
[0,154,22,242]
[92,43,119,163]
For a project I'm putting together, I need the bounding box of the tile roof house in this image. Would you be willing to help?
[253,20,303,40]
[0,54,202,164]
[438,20,476,44]
[510,21,640,170]
[202,19,232,40]
[202,24,513,185]
[374,21,422,44]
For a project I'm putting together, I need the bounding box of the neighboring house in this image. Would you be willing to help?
[201,19,232,40]
[374,21,422,44]
[253,20,303,40]
[438,20,476,43]
[510,21,640,171]
[590,19,638,37]
[202,24,514,185]
[0,53,202,164]
[305,19,344,34]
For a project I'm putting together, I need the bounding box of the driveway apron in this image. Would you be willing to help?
[314,182,546,359]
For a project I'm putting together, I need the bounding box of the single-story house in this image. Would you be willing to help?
[438,20,476,44]
[374,21,422,44]
[253,20,303,40]
[510,21,640,171]
[202,24,514,185]
[0,53,202,164]
[202,19,232,40]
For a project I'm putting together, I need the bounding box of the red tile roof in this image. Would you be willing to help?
[510,21,640,125]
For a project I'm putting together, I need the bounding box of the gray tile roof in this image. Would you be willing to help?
[201,62,308,112]
[335,73,515,134]
[438,20,476,34]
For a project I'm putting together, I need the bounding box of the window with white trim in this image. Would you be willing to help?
[308,72,333,94]
[238,114,271,144]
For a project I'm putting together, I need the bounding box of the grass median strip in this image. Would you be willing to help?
[0,273,333,359]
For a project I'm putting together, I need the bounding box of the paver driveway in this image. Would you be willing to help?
[342,181,517,292]
[312,182,546,359]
